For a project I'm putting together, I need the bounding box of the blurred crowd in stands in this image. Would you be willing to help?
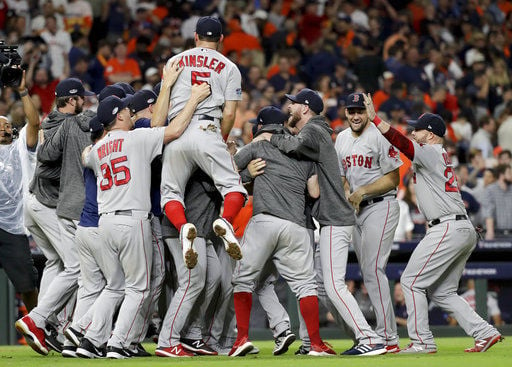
[2,1,512,236]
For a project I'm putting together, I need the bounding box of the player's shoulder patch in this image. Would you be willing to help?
[388,145,399,158]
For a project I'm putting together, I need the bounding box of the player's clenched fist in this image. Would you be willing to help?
[190,82,211,103]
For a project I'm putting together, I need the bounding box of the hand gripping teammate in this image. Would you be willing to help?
[159,16,247,269]
[362,93,503,354]
[335,93,402,352]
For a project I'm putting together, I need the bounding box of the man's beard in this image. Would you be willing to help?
[75,104,83,114]
[288,112,300,128]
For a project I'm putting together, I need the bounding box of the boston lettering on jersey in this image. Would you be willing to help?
[97,138,124,160]
[178,55,226,74]
[342,154,373,170]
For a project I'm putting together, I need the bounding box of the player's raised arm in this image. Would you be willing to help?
[152,59,184,128]
[161,83,211,144]
[363,93,415,161]
[18,69,40,149]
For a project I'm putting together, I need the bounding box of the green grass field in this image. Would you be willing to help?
[0,337,509,367]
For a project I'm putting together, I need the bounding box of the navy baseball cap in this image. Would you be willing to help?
[285,88,324,115]
[346,93,365,109]
[88,116,104,133]
[153,82,161,96]
[97,95,133,126]
[407,113,446,137]
[115,82,136,95]
[250,106,288,126]
[196,16,222,38]
[130,89,157,114]
[55,78,95,98]
[98,85,126,102]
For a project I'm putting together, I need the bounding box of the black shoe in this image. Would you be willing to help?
[61,345,77,358]
[294,344,310,355]
[128,343,152,357]
[106,345,132,359]
[146,323,159,344]
[181,338,218,355]
[64,326,84,347]
[76,338,106,358]
[273,330,296,356]
[44,324,63,353]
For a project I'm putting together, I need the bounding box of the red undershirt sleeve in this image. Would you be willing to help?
[382,126,415,161]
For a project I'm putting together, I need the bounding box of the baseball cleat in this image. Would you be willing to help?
[341,343,387,356]
[76,338,106,358]
[228,337,254,357]
[308,342,336,356]
[465,334,503,352]
[385,344,400,353]
[180,223,198,269]
[64,326,83,347]
[44,324,63,353]
[398,343,437,354]
[106,345,132,359]
[61,345,77,358]
[15,315,49,356]
[213,218,242,260]
[248,345,260,354]
[181,338,218,355]
[273,330,296,355]
[128,343,152,357]
[155,344,194,357]
[295,344,310,355]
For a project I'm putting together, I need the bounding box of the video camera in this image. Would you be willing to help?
[0,41,23,88]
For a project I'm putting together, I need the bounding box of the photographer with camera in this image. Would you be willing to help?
[0,69,40,313]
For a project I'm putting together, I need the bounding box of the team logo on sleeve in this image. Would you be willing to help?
[388,146,399,158]
[236,88,242,97]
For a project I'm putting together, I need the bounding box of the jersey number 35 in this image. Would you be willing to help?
[100,156,131,191]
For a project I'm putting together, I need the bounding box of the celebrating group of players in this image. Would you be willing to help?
[14,16,503,359]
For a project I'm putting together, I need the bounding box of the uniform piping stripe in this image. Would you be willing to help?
[124,220,150,343]
[328,226,369,341]
[410,223,449,344]
[375,201,390,340]
[168,261,192,345]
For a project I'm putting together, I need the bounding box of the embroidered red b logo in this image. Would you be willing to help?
[352,94,360,102]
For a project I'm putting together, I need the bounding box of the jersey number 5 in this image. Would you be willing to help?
[100,156,131,191]
[191,71,211,85]
[444,167,459,193]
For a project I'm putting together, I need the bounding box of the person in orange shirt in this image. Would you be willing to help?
[373,71,395,111]
[104,38,142,85]
[222,18,262,63]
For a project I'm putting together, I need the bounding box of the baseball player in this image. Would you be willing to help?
[232,106,335,357]
[160,16,247,268]
[76,80,211,359]
[362,94,503,353]
[335,92,402,352]
[157,169,223,357]
[16,78,95,356]
[256,89,386,356]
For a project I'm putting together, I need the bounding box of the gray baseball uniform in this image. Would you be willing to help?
[160,47,246,210]
[335,123,402,345]
[395,139,498,346]
[84,127,164,349]
[270,115,383,346]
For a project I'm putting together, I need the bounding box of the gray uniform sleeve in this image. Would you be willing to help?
[234,144,254,171]
[270,124,319,161]
[37,120,68,163]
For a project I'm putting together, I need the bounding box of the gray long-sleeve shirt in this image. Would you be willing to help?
[270,115,355,227]
[29,111,68,208]
[37,110,95,220]
[235,127,316,228]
